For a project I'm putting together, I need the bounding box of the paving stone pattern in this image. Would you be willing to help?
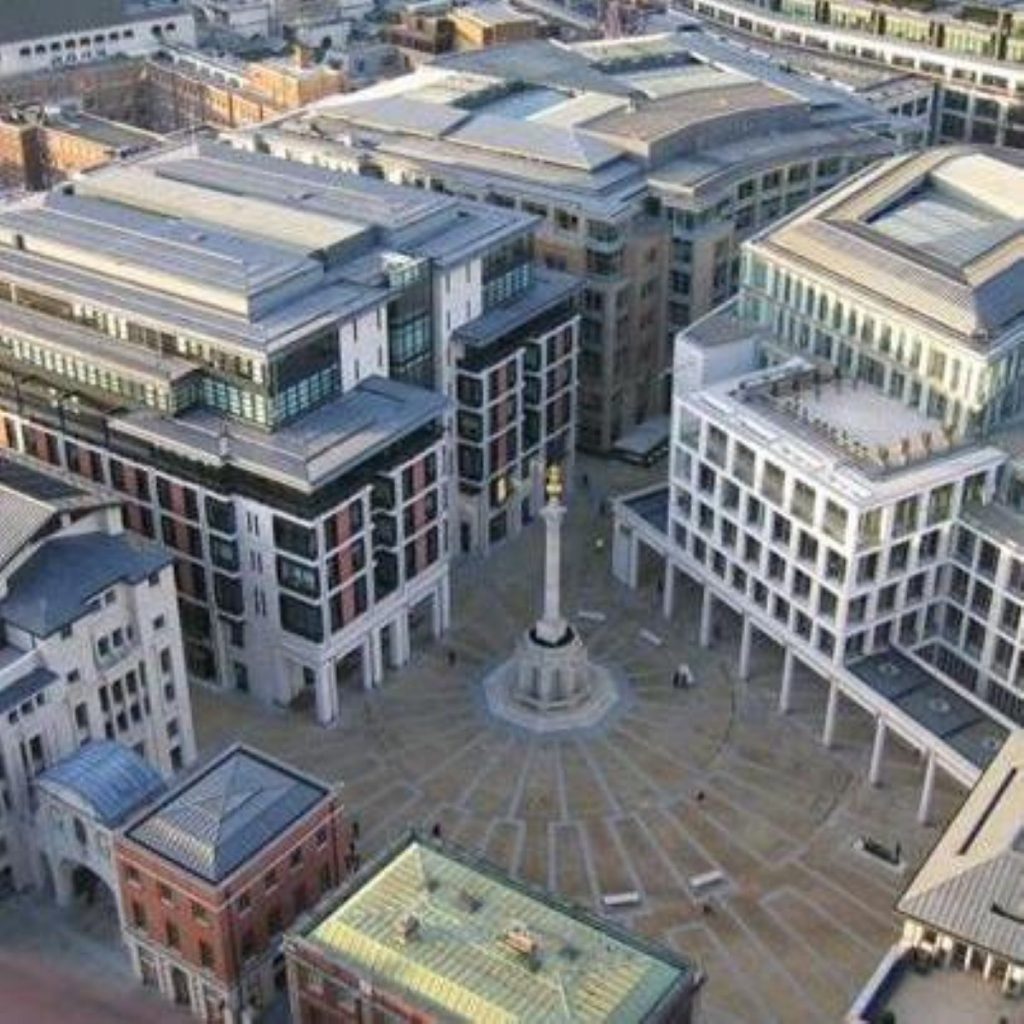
[193,458,963,1024]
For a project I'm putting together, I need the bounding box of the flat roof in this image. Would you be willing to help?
[0,191,318,312]
[959,500,1024,554]
[690,361,1008,496]
[624,486,669,531]
[46,111,161,151]
[111,375,447,492]
[294,834,695,1022]
[849,650,1008,770]
[452,1,540,26]
[0,0,182,45]
[125,745,329,885]
[451,268,579,348]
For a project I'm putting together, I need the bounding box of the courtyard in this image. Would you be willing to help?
[188,455,964,1024]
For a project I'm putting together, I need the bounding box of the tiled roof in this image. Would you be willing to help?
[898,732,1024,963]
[126,745,329,884]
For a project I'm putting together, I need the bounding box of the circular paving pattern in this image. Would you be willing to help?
[193,459,964,1024]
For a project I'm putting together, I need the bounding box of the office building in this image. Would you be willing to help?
[284,832,702,1023]
[678,0,1024,147]
[116,744,348,1023]
[0,455,195,895]
[0,139,578,713]
[0,0,197,78]
[614,147,1024,832]
[238,30,911,449]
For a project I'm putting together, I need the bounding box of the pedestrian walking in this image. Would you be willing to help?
[671,668,680,689]
[447,648,457,667]
[431,822,443,841]
[582,472,590,489]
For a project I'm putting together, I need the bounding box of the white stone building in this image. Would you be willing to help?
[0,0,196,78]
[613,146,1024,820]
[0,139,579,719]
[678,0,1024,149]
[33,740,166,912]
[0,455,195,895]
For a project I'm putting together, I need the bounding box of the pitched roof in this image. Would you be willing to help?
[126,745,329,884]
[0,458,108,574]
[295,834,696,1022]
[0,531,170,637]
[898,731,1024,963]
[40,741,165,827]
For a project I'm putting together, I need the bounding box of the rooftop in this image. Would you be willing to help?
[293,834,695,1022]
[452,1,541,26]
[125,745,330,885]
[690,360,1006,500]
[0,530,170,637]
[0,0,184,45]
[111,374,448,492]
[39,741,166,828]
[755,147,1024,343]
[849,650,1008,771]
[0,456,111,573]
[451,267,579,348]
[44,111,161,152]
[897,729,1024,963]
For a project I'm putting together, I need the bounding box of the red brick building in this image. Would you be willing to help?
[115,744,349,1023]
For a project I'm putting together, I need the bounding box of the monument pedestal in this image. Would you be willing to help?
[482,464,624,734]
[513,627,591,712]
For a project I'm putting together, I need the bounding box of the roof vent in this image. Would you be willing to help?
[503,924,541,969]
[458,888,482,913]
[397,913,420,944]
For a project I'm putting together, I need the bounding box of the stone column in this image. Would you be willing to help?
[700,587,713,648]
[315,663,337,727]
[869,717,887,787]
[662,562,676,620]
[628,534,640,589]
[822,678,839,749]
[390,615,410,669]
[536,498,568,644]
[370,628,384,687]
[779,648,795,714]
[360,638,373,691]
[738,616,753,681]
[918,751,937,826]
[439,574,452,632]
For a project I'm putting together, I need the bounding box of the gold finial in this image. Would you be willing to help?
[545,463,563,502]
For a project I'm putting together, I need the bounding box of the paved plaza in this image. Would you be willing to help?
[188,456,964,1024]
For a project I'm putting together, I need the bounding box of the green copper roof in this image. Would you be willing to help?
[305,839,691,1022]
